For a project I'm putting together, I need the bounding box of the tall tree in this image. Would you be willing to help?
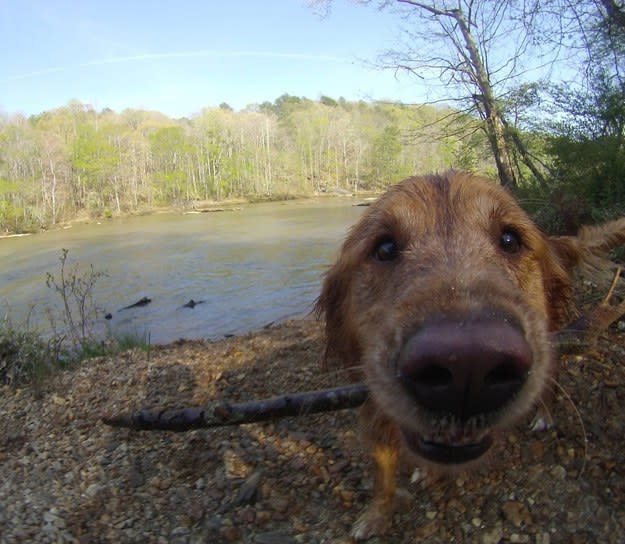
[312,0,574,186]
[378,0,557,187]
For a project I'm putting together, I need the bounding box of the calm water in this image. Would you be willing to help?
[0,198,364,344]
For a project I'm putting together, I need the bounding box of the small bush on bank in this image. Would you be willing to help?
[0,314,151,389]
[2,250,151,389]
[0,315,65,388]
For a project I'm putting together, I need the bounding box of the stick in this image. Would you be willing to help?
[102,300,625,432]
[102,383,369,431]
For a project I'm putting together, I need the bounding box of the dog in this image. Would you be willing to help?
[315,171,625,539]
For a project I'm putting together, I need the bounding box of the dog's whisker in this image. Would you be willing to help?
[547,376,588,477]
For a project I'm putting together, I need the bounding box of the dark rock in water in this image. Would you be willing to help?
[120,297,152,311]
[182,299,205,309]
[104,313,113,320]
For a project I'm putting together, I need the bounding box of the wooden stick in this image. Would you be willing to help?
[102,383,369,431]
[102,299,625,432]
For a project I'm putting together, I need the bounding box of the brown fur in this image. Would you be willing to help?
[315,171,625,539]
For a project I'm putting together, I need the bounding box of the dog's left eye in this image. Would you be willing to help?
[373,238,399,262]
[500,229,522,254]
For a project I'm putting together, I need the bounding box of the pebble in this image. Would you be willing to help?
[329,459,350,474]
[219,525,241,542]
[549,465,567,480]
[502,501,532,527]
[126,468,145,488]
[85,483,103,498]
[254,531,296,544]
[536,532,551,544]
[415,520,438,539]
[268,494,290,514]
[481,523,503,544]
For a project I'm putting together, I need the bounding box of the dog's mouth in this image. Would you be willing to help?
[401,427,493,464]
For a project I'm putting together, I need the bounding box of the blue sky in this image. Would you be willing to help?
[0,0,427,117]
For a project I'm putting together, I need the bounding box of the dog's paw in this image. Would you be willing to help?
[409,466,425,485]
[350,498,394,541]
[350,487,412,541]
[350,509,391,540]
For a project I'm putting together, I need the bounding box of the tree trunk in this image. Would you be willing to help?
[453,7,517,188]
[396,1,519,188]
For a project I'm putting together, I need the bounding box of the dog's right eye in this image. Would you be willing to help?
[373,238,399,262]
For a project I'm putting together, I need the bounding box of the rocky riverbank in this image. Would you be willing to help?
[1,318,625,543]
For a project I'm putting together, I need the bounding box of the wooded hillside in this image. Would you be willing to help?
[0,96,490,233]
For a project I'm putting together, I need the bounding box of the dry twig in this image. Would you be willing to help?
[102,383,368,431]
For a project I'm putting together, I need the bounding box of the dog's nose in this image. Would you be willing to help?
[397,318,533,421]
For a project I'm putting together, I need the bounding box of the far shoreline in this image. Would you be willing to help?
[1,190,380,238]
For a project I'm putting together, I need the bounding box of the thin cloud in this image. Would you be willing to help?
[4,50,352,82]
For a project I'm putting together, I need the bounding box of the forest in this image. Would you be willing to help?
[0,97,489,234]
[1,0,625,235]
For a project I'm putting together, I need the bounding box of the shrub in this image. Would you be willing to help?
[2,250,151,388]
[0,314,65,388]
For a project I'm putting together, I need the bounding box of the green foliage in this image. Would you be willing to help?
[0,97,492,233]
[110,329,152,353]
[0,314,64,388]
[71,124,119,216]
[369,125,404,185]
[525,73,625,233]
[75,331,150,360]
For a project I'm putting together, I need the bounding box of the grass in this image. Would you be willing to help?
[1,250,151,389]
[0,315,151,390]
[0,314,63,388]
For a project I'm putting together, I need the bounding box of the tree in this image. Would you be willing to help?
[527,0,625,231]
[71,124,118,215]
[369,125,402,183]
[375,0,560,187]
[0,97,489,233]
[311,0,581,186]
[148,126,192,203]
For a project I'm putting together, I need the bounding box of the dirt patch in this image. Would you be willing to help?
[1,317,625,543]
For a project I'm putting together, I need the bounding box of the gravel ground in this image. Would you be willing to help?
[2,317,625,543]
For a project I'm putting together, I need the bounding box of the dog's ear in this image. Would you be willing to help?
[546,235,582,271]
[545,217,625,329]
[315,258,361,371]
[550,218,625,271]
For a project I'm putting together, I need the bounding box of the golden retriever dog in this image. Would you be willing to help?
[315,171,625,539]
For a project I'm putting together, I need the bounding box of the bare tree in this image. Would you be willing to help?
[311,0,571,186]
[379,0,559,186]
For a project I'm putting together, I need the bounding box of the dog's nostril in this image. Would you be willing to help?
[415,364,453,387]
[484,362,525,386]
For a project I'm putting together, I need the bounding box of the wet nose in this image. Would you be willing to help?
[397,318,533,421]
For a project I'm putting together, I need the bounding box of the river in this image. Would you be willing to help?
[0,198,365,344]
